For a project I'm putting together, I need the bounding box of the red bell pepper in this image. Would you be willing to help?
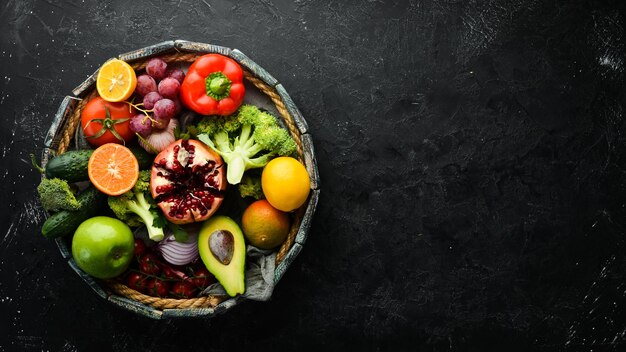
[180,54,245,116]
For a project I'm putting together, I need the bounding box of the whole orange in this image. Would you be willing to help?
[261,157,310,212]
[241,200,290,249]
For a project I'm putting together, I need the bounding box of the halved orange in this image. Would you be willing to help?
[96,59,137,102]
[88,144,139,196]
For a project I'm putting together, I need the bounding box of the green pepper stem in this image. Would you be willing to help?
[205,72,232,100]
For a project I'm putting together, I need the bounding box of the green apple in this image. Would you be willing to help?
[72,216,134,279]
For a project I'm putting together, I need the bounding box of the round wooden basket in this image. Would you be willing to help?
[41,41,319,319]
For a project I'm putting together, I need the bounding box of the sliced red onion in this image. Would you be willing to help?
[157,233,198,266]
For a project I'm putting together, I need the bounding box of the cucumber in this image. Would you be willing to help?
[41,188,107,239]
[45,146,153,182]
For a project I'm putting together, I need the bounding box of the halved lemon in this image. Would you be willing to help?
[96,59,137,102]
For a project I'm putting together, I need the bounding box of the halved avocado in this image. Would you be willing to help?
[198,215,246,296]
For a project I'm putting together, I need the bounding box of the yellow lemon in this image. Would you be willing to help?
[96,59,137,102]
[261,157,310,212]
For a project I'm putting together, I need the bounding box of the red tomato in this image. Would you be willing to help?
[139,253,160,275]
[171,281,197,298]
[188,267,216,289]
[81,97,135,146]
[127,272,148,293]
[133,239,146,257]
[146,278,170,297]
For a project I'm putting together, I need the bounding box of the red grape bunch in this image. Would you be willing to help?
[129,58,185,137]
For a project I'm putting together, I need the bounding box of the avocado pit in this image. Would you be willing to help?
[209,229,234,265]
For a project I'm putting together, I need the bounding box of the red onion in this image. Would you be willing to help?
[157,233,198,266]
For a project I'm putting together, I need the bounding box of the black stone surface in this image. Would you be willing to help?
[1,0,626,350]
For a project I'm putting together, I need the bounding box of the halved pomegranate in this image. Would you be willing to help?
[150,139,226,224]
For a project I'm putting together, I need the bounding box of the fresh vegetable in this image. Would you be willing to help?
[41,187,106,239]
[127,272,149,293]
[146,278,170,297]
[44,147,153,183]
[157,233,199,266]
[133,238,147,257]
[171,281,197,298]
[71,216,135,279]
[81,97,136,146]
[138,118,178,154]
[188,267,216,288]
[238,173,264,199]
[150,139,227,224]
[96,59,137,102]
[37,178,80,212]
[138,253,161,275]
[180,53,245,116]
[262,156,310,212]
[158,259,189,281]
[108,170,165,241]
[196,105,297,185]
[88,144,139,196]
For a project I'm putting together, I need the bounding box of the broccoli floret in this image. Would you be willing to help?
[37,178,80,212]
[196,105,297,185]
[108,170,165,241]
[238,174,264,199]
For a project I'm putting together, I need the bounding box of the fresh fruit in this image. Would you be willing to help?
[158,77,180,99]
[146,278,170,297]
[138,253,161,275]
[171,281,197,298]
[261,157,311,212]
[145,58,167,80]
[71,216,134,279]
[96,59,137,102]
[241,200,290,249]
[150,139,227,224]
[44,147,153,183]
[129,114,153,137]
[41,188,106,239]
[188,267,216,288]
[166,68,185,84]
[143,91,162,110]
[135,74,157,96]
[172,97,182,114]
[127,272,148,293]
[88,144,139,196]
[152,99,175,129]
[197,215,246,297]
[81,97,136,146]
